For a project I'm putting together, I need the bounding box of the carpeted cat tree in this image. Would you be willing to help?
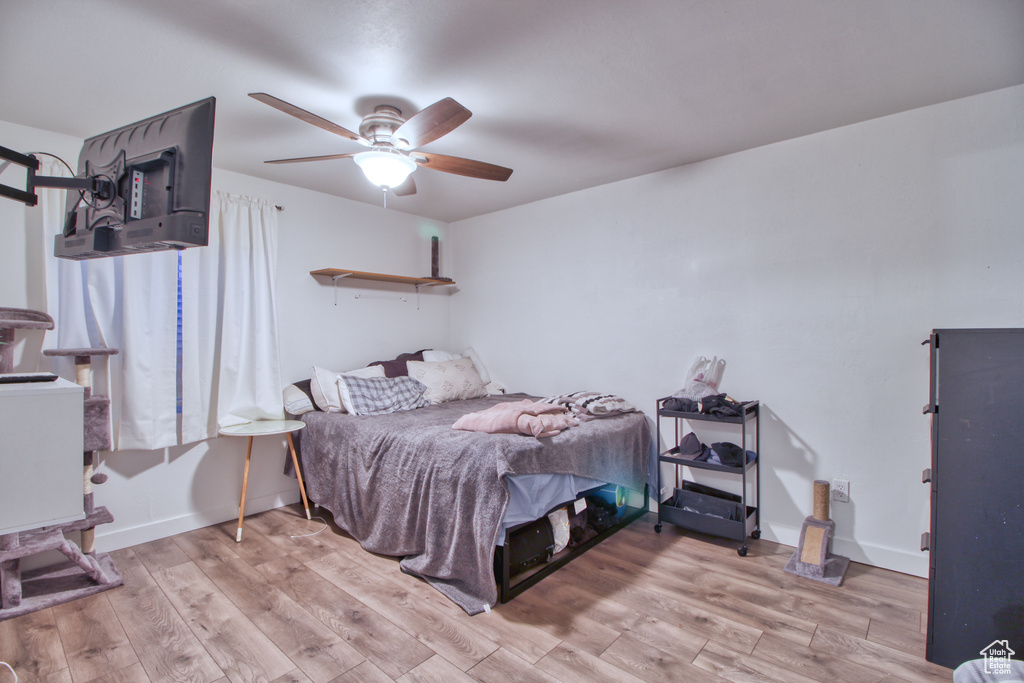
[783,479,850,585]
[0,308,123,621]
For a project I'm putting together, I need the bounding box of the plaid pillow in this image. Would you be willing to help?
[338,375,429,415]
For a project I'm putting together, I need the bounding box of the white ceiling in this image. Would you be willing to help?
[3,0,1024,223]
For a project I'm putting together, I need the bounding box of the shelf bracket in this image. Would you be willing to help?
[331,273,352,306]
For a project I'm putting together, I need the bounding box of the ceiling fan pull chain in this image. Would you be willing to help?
[382,187,388,208]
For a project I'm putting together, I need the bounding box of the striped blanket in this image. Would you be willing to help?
[540,391,637,421]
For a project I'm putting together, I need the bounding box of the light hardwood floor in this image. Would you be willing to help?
[0,506,952,682]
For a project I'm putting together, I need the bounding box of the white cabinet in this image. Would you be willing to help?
[0,378,84,535]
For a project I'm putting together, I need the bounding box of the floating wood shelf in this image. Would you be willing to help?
[310,268,455,287]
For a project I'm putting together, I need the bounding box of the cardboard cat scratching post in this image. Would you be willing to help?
[784,480,850,585]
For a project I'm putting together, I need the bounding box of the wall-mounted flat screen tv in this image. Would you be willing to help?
[54,97,216,260]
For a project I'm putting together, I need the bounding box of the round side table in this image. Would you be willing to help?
[219,419,311,542]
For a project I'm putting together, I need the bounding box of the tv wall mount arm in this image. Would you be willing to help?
[0,145,114,206]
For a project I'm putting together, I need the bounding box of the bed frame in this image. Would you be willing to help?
[494,484,649,603]
[293,395,650,612]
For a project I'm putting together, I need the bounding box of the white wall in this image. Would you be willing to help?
[0,121,82,371]
[99,169,453,549]
[449,84,1024,576]
[0,118,452,549]
[212,168,453,385]
[5,84,1023,574]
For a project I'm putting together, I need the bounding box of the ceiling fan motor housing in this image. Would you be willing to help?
[359,105,406,146]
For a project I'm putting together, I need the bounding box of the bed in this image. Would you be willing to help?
[297,392,650,615]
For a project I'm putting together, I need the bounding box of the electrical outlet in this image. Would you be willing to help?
[833,478,850,503]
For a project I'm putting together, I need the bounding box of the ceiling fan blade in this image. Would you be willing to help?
[249,93,369,146]
[391,176,417,196]
[412,152,513,182]
[264,152,358,164]
[393,98,472,150]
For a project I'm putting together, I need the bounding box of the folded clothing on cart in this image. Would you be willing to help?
[699,394,746,418]
[678,432,756,467]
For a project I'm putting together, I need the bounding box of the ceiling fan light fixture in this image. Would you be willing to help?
[354,150,417,188]
[251,94,512,198]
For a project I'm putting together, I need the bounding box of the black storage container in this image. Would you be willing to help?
[667,481,744,522]
[503,517,555,575]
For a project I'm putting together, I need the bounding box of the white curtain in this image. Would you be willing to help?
[42,178,282,449]
[42,161,181,451]
[181,191,283,442]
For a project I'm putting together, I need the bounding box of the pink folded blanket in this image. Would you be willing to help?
[452,399,579,437]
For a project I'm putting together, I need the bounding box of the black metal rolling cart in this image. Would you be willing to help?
[654,397,761,556]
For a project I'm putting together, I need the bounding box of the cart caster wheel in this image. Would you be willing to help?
[738,545,748,557]
[654,523,662,534]
[751,529,761,540]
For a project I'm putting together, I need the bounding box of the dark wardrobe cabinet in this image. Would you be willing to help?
[923,328,1024,669]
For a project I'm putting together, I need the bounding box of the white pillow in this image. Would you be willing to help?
[463,346,491,385]
[310,364,385,412]
[423,346,491,384]
[406,357,488,404]
[422,349,460,362]
[282,383,315,415]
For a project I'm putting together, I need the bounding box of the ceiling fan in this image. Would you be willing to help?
[249,93,513,197]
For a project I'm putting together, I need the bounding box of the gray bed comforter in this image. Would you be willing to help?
[299,394,649,614]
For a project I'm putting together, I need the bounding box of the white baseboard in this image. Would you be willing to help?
[764,522,928,578]
[99,494,930,579]
[95,490,302,552]
[648,496,929,578]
